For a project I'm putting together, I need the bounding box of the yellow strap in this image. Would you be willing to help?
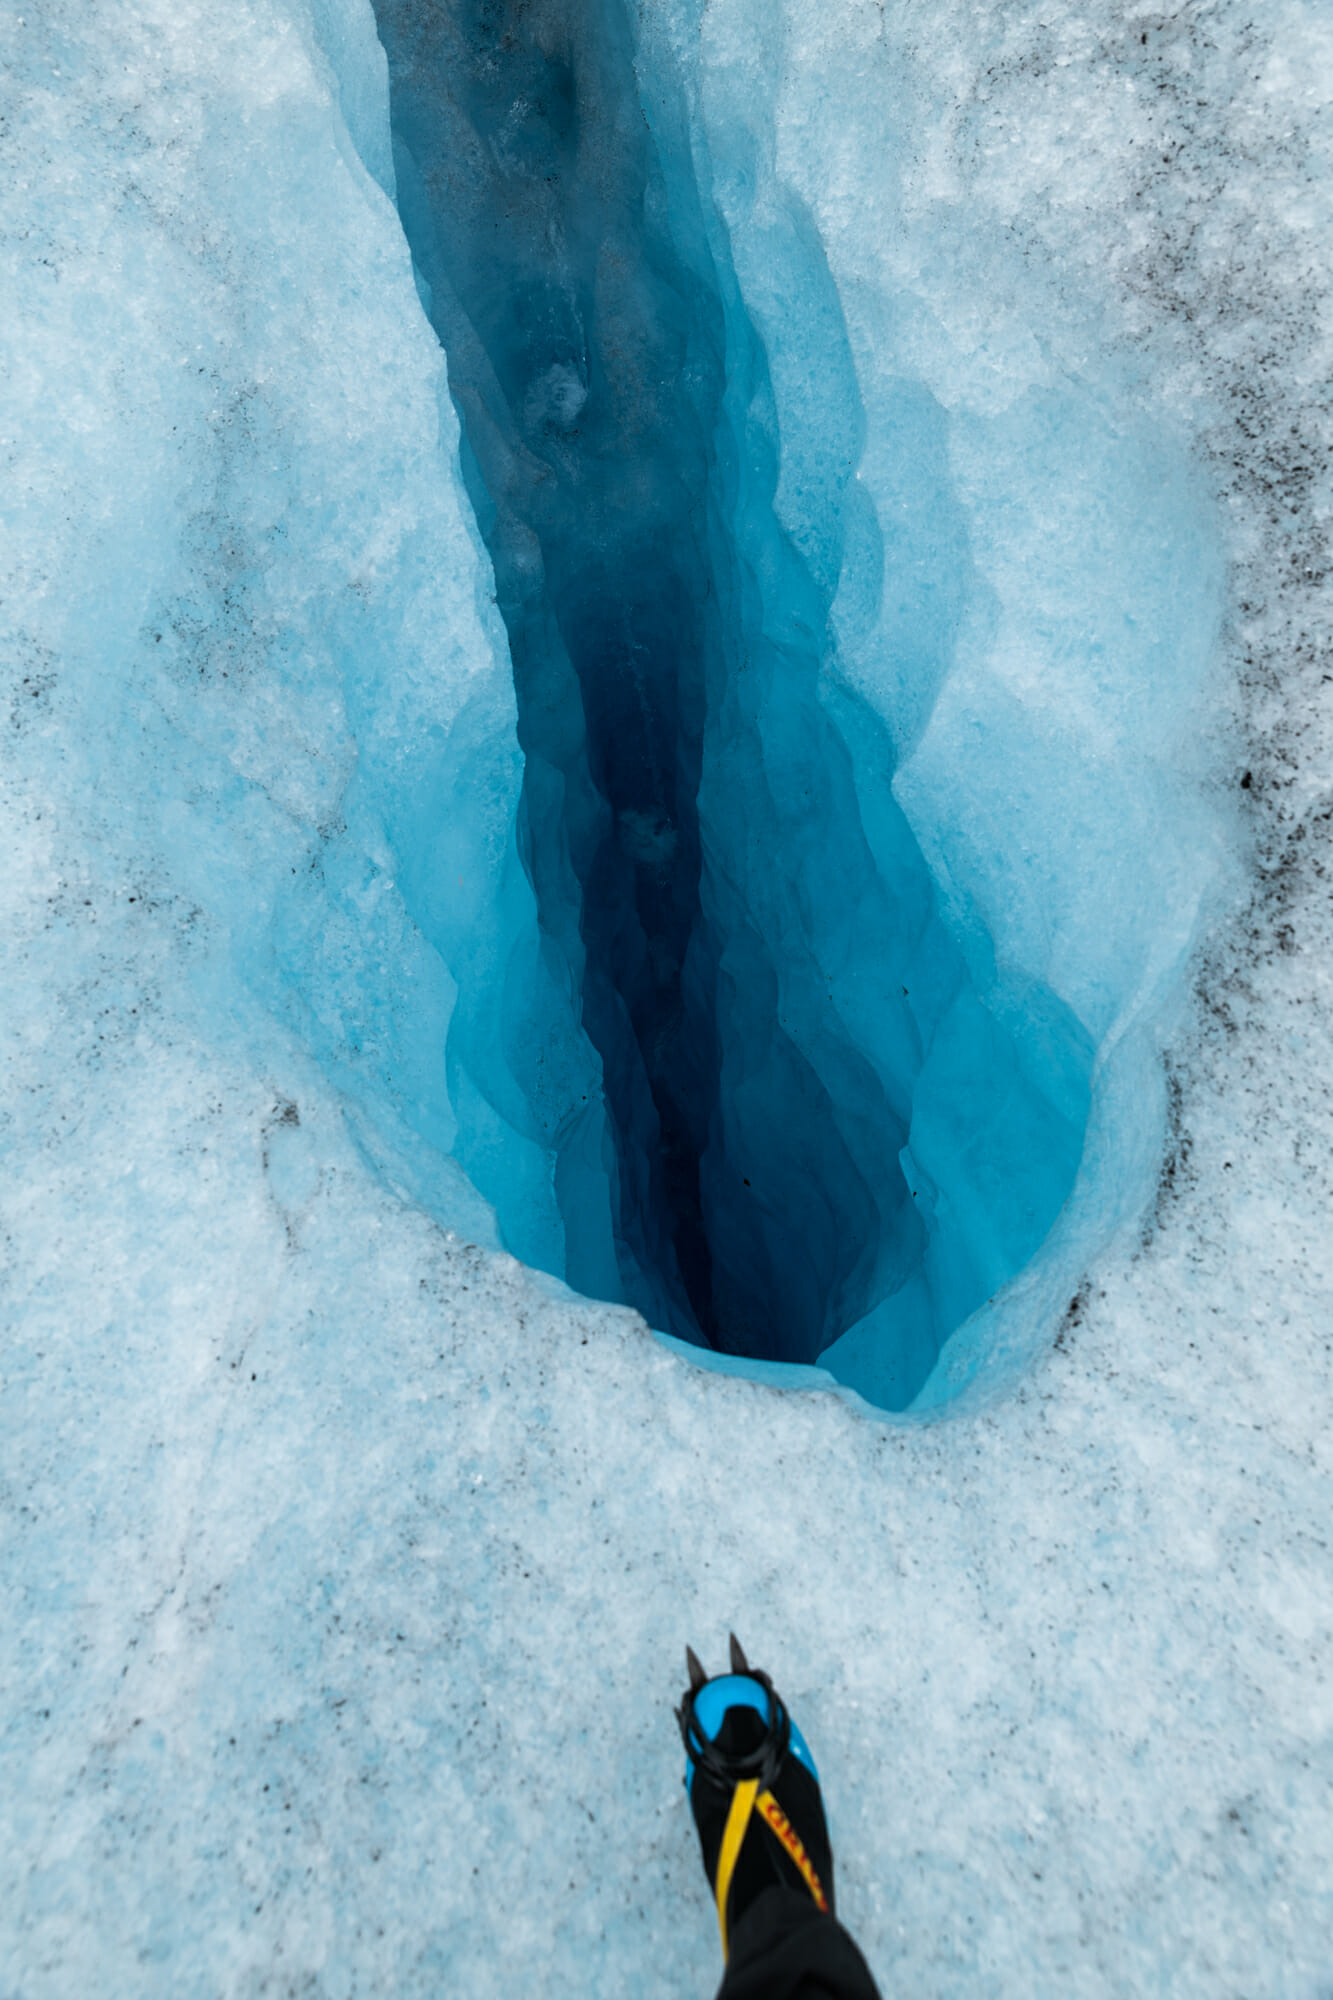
[714,1777,759,1960]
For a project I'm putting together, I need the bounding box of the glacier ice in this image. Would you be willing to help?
[24,0,1212,1419]
[362,0,1222,1407]
[9,0,1331,1994]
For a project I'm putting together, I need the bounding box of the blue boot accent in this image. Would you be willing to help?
[685,1675,820,1794]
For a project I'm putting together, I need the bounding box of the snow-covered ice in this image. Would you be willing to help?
[2,0,1331,1993]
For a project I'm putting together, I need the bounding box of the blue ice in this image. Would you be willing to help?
[346,0,1220,1411]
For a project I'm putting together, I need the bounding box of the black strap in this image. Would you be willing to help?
[677,1671,794,1794]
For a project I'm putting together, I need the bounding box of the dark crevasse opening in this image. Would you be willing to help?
[370,0,1093,1408]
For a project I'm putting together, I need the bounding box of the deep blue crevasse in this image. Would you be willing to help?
[370,0,1092,1408]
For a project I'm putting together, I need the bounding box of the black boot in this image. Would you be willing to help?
[677,1638,882,2000]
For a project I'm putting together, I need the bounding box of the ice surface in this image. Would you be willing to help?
[4,0,1333,1994]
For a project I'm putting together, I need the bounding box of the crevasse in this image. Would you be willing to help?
[363,0,1216,1411]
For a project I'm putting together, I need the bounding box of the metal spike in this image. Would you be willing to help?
[729,1632,749,1675]
[686,1644,708,1693]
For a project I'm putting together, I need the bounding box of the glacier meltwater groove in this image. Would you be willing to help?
[370,0,1094,1409]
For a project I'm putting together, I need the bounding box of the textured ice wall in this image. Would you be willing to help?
[0,0,600,1283]
[631,0,1228,1405]
[371,0,1219,1407]
[4,1,1333,1995]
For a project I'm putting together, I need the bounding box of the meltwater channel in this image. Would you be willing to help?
[370,0,1093,1410]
